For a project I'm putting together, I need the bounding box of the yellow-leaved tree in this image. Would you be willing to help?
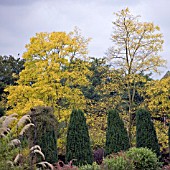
[144,75,170,149]
[107,8,166,145]
[5,28,91,152]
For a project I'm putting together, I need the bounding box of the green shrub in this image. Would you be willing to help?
[136,108,160,156]
[168,123,170,153]
[29,106,58,163]
[0,138,23,170]
[105,109,130,155]
[66,109,93,166]
[103,153,134,170]
[79,162,101,170]
[126,147,161,170]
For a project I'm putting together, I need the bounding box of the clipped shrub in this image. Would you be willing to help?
[66,109,93,166]
[136,108,160,156]
[79,162,101,170]
[126,147,161,170]
[28,106,58,163]
[168,123,170,155]
[103,152,134,170]
[105,109,130,155]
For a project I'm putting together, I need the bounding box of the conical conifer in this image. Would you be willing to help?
[66,109,93,165]
[105,109,130,155]
[168,123,170,156]
[136,108,160,156]
[29,106,58,163]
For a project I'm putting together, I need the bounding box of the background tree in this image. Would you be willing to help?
[5,29,90,118]
[105,109,130,155]
[28,106,58,163]
[168,122,170,156]
[144,74,170,149]
[5,29,91,152]
[106,8,166,145]
[66,109,93,165]
[136,108,160,156]
[0,55,25,112]
[81,57,109,148]
[145,74,170,119]
[0,55,24,91]
[87,114,107,149]
[81,57,108,115]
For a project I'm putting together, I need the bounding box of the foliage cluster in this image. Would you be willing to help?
[126,147,161,170]
[136,108,160,156]
[105,109,130,155]
[66,109,93,166]
[103,153,134,170]
[79,162,101,170]
[79,148,161,170]
[28,106,58,163]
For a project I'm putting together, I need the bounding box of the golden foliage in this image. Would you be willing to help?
[144,77,170,147]
[5,29,91,123]
[106,8,167,144]
[145,77,170,116]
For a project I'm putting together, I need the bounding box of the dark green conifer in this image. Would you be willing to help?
[136,108,160,156]
[66,109,93,165]
[168,123,170,156]
[29,106,58,163]
[105,109,130,155]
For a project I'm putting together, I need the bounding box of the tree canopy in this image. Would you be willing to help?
[0,55,25,111]
[106,8,166,144]
[5,29,91,122]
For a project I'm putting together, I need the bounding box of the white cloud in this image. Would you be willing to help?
[0,0,169,78]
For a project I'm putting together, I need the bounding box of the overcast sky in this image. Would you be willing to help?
[0,0,169,79]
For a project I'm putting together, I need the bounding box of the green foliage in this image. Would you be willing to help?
[126,147,161,170]
[82,57,108,99]
[103,152,134,170]
[28,106,58,163]
[0,107,5,117]
[66,109,93,166]
[81,57,110,115]
[79,162,101,170]
[105,109,130,155]
[0,139,18,170]
[136,108,160,156]
[168,123,170,152]
[0,113,34,170]
[0,55,24,94]
[0,55,25,110]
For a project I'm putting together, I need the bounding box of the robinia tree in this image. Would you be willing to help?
[5,28,90,121]
[105,109,130,155]
[5,28,91,152]
[107,8,166,145]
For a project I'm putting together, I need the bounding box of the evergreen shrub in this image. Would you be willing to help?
[66,109,93,166]
[29,106,58,163]
[126,147,161,170]
[136,108,160,156]
[105,109,130,155]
